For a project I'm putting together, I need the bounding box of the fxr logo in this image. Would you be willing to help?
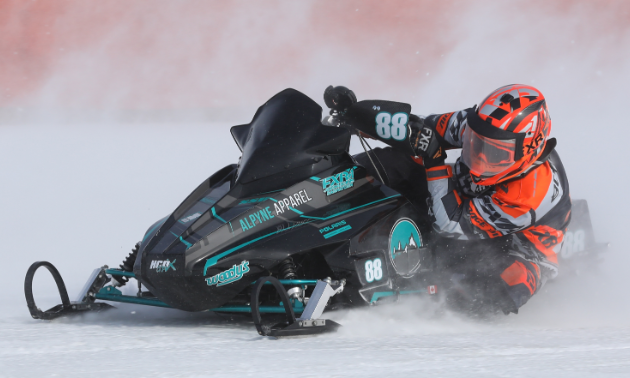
[416,127,433,152]
[322,168,355,196]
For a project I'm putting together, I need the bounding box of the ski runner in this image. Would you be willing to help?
[324,84,571,315]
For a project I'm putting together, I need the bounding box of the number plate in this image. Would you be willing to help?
[356,254,389,286]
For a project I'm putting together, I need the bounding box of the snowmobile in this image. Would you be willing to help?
[24,89,606,337]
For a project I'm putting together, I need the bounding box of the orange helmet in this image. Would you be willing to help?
[462,84,551,186]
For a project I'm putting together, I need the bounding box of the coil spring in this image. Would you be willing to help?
[278,257,297,280]
[279,257,303,301]
[115,242,140,286]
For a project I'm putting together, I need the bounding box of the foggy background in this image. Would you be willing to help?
[1,1,630,376]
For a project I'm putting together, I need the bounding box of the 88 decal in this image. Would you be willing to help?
[365,258,383,283]
[375,112,409,141]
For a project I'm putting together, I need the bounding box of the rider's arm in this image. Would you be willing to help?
[426,166,537,240]
[410,108,472,155]
[323,85,472,158]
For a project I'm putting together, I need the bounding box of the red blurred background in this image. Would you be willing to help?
[1,0,629,111]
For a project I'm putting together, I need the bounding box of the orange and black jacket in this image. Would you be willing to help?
[422,109,572,278]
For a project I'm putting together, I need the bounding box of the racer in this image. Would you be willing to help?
[324,85,571,315]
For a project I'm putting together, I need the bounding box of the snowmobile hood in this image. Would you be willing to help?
[138,89,354,272]
[137,164,244,264]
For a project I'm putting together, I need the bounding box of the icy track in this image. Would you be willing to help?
[1,125,629,377]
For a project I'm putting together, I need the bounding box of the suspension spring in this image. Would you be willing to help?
[278,257,303,301]
[279,257,298,279]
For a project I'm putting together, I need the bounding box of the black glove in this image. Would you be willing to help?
[324,85,357,113]
[409,118,446,167]
[422,151,447,169]
[410,120,440,157]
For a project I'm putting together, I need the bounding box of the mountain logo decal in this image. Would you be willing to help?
[388,218,423,277]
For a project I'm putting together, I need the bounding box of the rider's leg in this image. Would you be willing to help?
[437,238,543,316]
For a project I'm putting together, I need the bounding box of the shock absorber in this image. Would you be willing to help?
[278,257,303,302]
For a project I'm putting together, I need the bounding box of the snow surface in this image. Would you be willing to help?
[1,125,630,377]
[2,302,630,378]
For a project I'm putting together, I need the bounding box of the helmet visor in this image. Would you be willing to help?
[462,126,516,178]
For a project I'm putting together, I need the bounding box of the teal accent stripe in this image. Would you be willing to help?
[203,221,313,274]
[179,236,192,249]
[300,194,401,221]
[323,225,352,239]
[171,232,193,249]
[269,198,278,202]
[203,195,400,273]
[103,270,317,286]
[142,219,166,242]
[211,305,304,314]
[211,207,227,223]
[400,290,424,295]
[370,291,395,303]
[95,292,172,308]
[94,292,305,314]
[105,273,317,288]
[228,222,234,233]
[310,176,321,181]
[370,289,426,303]
[273,279,318,285]
[105,269,135,278]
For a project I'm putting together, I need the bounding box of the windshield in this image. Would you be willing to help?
[235,89,345,184]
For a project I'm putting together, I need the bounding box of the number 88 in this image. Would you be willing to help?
[375,112,408,141]
[365,258,383,283]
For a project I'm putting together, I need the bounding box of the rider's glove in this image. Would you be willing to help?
[324,85,357,113]
[409,119,442,157]
[422,151,447,169]
[409,118,447,168]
